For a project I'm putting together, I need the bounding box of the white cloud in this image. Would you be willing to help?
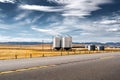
[46,15,60,22]
[19,4,63,12]
[14,13,26,21]
[52,0,112,17]
[0,26,9,29]
[1,13,120,42]
[107,28,120,32]
[31,10,120,42]
[31,14,44,23]
[31,26,60,35]
[0,35,11,42]
[0,24,12,29]
[99,20,118,25]
[31,17,81,36]
[18,32,33,36]
[93,11,120,34]
[19,0,113,17]
[14,13,43,26]
[0,35,51,42]
[0,0,16,3]
[14,12,31,21]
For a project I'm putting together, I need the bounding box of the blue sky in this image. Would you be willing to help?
[0,0,120,42]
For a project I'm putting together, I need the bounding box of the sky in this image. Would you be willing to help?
[0,0,120,42]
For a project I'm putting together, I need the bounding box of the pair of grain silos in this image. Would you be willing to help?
[53,35,72,50]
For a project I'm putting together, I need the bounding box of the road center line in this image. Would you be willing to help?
[0,65,56,75]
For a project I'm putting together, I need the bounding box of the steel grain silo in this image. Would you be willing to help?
[62,35,72,50]
[53,36,61,50]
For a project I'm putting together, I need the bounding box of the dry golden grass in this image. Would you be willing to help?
[0,44,120,60]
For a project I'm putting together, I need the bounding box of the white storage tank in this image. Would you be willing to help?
[53,36,61,50]
[88,44,96,51]
[62,35,72,50]
[97,45,105,51]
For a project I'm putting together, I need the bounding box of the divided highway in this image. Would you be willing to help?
[0,52,120,80]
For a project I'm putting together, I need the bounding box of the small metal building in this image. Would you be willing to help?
[53,36,61,50]
[88,44,96,51]
[97,45,105,51]
[62,35,72,50]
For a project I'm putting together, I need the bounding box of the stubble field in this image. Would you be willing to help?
[0,44,120,60]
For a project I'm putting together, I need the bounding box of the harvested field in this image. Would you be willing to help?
[0,44,120,60]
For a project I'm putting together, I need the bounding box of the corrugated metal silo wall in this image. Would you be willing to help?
[53,36,61,49]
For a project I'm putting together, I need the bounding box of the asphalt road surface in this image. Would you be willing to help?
[0,52,120,80]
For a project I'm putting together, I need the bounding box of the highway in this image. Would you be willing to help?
[0,52,120,80]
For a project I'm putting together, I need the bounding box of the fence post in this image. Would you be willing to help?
[42,54,45,57]
[61,50,62,56]
[15,55,17,59]
[30,54,32,58]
